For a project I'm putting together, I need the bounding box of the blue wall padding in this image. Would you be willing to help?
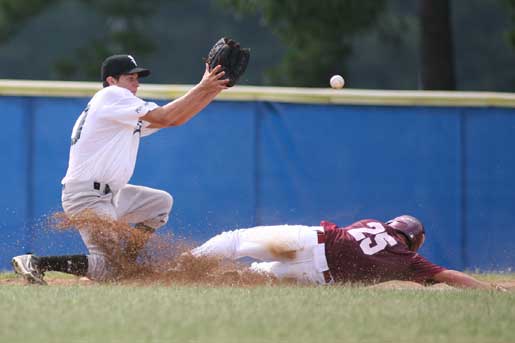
[1,95,514,272]
[0,97,31,265]
[463,107,515,270]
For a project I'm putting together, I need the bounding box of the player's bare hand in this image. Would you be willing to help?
[199,64,229,91]
[492,283,508,292]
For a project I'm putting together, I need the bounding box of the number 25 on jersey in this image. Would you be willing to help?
[347,222,397,255]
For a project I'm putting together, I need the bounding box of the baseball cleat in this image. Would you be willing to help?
[12,254,47,285]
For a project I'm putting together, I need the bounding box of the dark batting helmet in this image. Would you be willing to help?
[386,215,425,252]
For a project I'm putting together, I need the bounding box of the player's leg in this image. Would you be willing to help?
[114,184,173,230]
[12,253,88,285]
[250,260,328,285]
[61,188,118,281]
[192,225,321,261]
[114,184,173,260]
[13,188,117,284]
[192,225,331,284]
[12,254,49,285]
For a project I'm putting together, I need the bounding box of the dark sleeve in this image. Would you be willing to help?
[409,254,447,283]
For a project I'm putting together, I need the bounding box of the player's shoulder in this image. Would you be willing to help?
[93,85,135,103]
[100,85,133,97]
[349,218,385,228]
[321,218,386,230]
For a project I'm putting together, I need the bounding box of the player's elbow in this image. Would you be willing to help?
[163,110,194,127]
[153,116,185,127]
[168,117,190,126]
[159,107,192,126]
[140,107,171,127]
[145,105,196,127]
[152,115,183,127]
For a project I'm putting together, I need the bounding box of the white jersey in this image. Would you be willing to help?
[61,85,159,191]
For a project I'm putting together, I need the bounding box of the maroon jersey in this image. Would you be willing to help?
[322,219,446,284]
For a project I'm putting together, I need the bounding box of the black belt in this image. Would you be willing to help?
[317,230,333,284]
[62,181,112,195]
[93,182,111,194]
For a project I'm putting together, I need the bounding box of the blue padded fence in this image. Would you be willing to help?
[1,95,514,271]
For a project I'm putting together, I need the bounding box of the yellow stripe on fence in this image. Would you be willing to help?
[0,79,514,108]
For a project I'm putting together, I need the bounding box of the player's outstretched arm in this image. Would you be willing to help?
[433,270,506,290]
[141,64,229,128]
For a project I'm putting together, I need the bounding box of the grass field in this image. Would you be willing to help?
[1,273,514,343]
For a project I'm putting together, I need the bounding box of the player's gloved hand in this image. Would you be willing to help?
[206,37,250,87]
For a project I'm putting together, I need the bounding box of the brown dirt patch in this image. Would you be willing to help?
[367,280,515,291]
[367,280,426,290]
[43,212,280,287]
[0,275,94,286]
[267,242,297,260]
[3,212,514,290]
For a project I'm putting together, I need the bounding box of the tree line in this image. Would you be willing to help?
[0,0,513,90]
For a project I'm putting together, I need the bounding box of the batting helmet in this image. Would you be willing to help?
[386,215,425,252]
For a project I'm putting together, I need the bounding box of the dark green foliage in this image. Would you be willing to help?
[0,0,161,80]
[0,0,58,41]
[56,0,161,80]
[81,0,156,16]
[0,0,513,89]
[505,0,515,47]
[218,0,386,86]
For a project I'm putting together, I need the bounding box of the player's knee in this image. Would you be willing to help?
[159,190,173,213]
[159,191,173,225]
[154,191,173,224]
[191,229,241,258]
[140,191,173,230]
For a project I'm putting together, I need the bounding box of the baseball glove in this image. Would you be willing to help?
[206,37,250,87]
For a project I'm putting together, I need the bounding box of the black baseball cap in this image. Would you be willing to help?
[101,54,151,81]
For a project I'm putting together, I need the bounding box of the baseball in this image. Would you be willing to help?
[330,75,345,89]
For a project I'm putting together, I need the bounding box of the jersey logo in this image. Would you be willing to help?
[135,102,149,114]
[347,222,397,255]
[133,120,142,135]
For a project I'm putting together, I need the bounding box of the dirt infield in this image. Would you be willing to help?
[6,212,280,287]
[3,212,514,291]
[2,274,515,290]
[368,280,515,290]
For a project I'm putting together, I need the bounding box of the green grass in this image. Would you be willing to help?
[1,279,514,343]
[0,271,78,280]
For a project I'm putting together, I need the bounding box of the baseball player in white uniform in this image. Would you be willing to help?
[12,54,229,284]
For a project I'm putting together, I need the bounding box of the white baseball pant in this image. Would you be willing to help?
[192,225,332,284]
[61,182,173,281]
